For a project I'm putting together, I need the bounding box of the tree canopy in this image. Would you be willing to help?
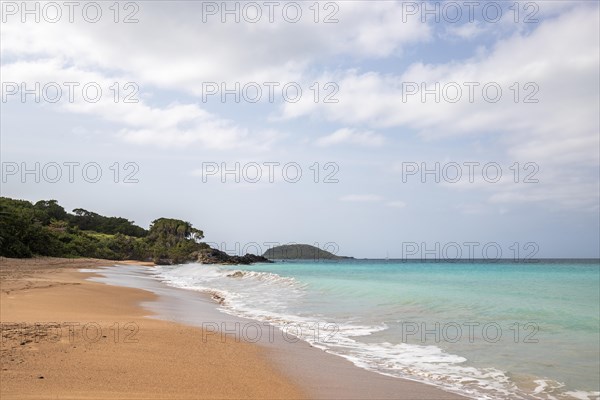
[0,197,206,263]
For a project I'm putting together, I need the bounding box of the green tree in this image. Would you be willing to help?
[34,200,67,225]
[146,218,204,263]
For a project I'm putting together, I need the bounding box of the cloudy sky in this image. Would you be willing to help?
[1,0,599,258]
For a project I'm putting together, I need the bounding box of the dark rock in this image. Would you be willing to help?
[210,293,225,304]
[192,248,272,265]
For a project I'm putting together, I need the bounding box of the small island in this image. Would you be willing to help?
[263,244,353,260]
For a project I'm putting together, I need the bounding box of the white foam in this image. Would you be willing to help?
[562,391,600,400]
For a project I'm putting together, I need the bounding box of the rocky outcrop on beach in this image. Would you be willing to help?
[151,248,271,265]
[192,248,272,265]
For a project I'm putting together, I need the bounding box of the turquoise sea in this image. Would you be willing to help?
[154,260,600,399]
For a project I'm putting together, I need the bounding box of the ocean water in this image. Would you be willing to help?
[153,259,600,400]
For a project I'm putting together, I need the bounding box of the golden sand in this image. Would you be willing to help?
[0,257,304,399]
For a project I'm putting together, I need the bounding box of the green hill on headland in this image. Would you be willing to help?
[0,197,268,265]
[263,244,352,260]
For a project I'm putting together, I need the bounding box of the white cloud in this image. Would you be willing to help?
[444,22,485,40]
[0,2,431,94]
[0,1,434,150]
[0,59,279,150]
[316,128,384,147]
[281,6,599,161]
[280,5,600,210]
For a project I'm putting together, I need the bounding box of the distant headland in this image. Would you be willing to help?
[263,244,353,260]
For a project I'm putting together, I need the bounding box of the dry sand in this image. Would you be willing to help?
[0,257,305,399]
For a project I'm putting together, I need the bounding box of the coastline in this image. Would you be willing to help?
[1,257,465,399]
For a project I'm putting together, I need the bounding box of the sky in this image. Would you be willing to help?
[1,0,599,259]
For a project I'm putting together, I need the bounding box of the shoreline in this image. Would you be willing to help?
[1,257,465,399]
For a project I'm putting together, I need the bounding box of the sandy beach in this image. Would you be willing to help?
[0,257,305,399]
[1,257,464,399]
